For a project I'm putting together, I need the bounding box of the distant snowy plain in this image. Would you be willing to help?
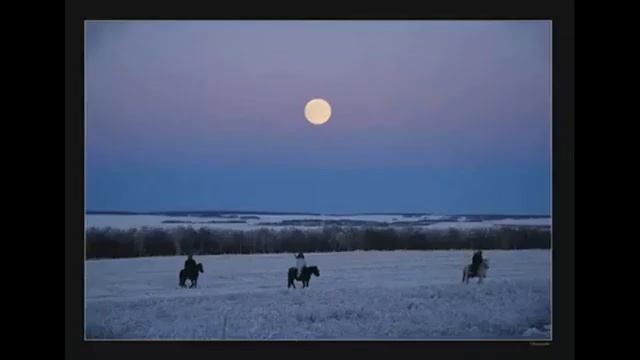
[86,213,551,232]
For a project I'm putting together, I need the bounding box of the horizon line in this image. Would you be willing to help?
[85,209,551,217]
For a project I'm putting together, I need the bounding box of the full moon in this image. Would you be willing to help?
[304,98,331,125]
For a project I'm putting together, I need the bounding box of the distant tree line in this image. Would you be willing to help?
[85,226,551,259]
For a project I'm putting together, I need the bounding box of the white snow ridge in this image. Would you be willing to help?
[85,250,551,340]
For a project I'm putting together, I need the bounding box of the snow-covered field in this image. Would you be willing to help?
[86,213,551,231]
[85,250,551,340]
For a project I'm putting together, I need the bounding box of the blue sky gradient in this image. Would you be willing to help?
[86,21,551,214]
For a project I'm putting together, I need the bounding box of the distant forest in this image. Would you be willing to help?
[86,226,551,259]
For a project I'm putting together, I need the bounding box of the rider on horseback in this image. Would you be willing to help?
[184,254,197,277]
[295,252,306,279]
[469,250,483,276]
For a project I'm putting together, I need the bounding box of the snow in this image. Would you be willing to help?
[424,215,452,221]
[86,215,256,231]
[86,214,550,232]
[85,250,551,340]
[491,218,552,227]
[424,222,496,230]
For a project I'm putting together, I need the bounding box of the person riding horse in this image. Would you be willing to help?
[469,250,484,276]
[179,254,203,288]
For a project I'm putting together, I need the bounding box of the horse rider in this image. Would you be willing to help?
[469,250,484,276]
[184,254,197,276]
[295,252,307,279]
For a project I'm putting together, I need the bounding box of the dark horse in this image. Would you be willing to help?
[287,266,320,288]
[179,263,204,288]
